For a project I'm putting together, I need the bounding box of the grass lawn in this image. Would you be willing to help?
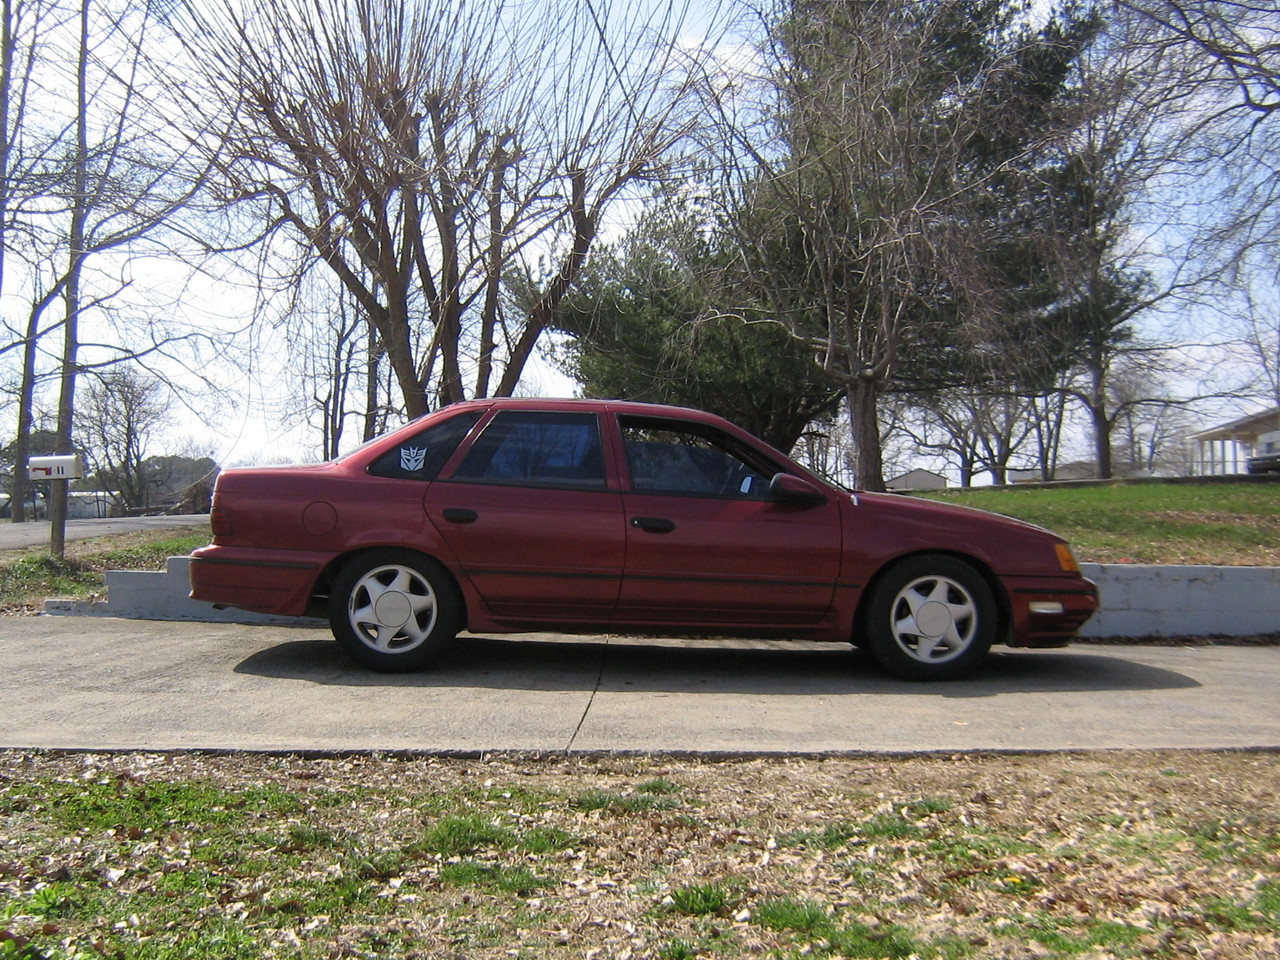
[917,481,1280,565]
[0,527,209,613]
[1,750,1276,960]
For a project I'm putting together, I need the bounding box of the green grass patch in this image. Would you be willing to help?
[754,897,828,932]
[777,823,858,850]
[2,776,299,833]
[997,914,1148,955]
[0,528,208,610]
[636,777,684,795]
[516,825,578,854]
[1202,879,1280,931]
[438,861,548,895]
[919,481,1280,564]
[670,882,737,916]
[824,920,920,958]
[860,812,924,840]
[414,813,577,857]
[657,939,701,960]
[417,813,517,855]
[575,787,680,814]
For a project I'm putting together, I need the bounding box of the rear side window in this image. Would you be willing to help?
[451,411,605,489]
[367,411,481,481]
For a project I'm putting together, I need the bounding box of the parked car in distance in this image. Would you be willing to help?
[190,398,1098,680]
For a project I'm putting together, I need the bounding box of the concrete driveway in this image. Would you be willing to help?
[2,617,1277,754]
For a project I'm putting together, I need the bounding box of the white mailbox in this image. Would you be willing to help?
[28,454,84,480]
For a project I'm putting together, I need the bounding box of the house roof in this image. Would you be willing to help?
[885,468,948,490]
[1189,407,1280,443]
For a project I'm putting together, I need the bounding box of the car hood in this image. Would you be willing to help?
[857,490,1057,535]
[852,491,1073,576]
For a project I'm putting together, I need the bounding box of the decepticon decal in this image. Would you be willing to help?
[400,446,427,472]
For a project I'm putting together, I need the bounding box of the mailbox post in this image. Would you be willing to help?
[27,454,85,557]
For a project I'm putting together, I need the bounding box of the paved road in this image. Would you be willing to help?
[2,617,1277,754]
[0,515,209,550]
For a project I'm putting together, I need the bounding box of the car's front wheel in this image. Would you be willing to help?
[863,555,998,681]
[328,549,461,672]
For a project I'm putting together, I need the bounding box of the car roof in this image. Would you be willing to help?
[444,396,733,424]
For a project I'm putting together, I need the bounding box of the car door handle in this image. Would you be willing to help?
[442,508,478,524]
[630,516,675,534]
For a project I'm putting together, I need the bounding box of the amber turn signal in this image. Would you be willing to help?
[1055,543,1080,573]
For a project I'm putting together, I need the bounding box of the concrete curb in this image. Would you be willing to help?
[41,556,1280,640]
[43,557,320,627]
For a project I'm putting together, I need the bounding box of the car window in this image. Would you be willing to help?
[367,411,481,481]
[620,419,771,499]
[451,411,605,489]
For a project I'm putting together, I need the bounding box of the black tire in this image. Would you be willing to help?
[862,554,998,681]
[328,549,461,672]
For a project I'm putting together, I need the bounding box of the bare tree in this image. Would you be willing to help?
[275,276,390,460]
[1,0,74,523]
[1118,1,1279,122]
[1115,1,1280,414]
[1030,2,1251,478]
[2,0,227,549]
[1108,357,1199,475]
[902,390,1041,487]
[78,365,170,514]
[1228,271,1280,408]
[175,0,720,420]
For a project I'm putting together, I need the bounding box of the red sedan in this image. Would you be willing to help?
[190,398,1097,680]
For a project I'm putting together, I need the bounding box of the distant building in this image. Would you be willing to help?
[1189,407,1280,475]
[885,468,947,491]
[1051,461,1098,481]
[67,491,113,519]
[1007,462,1096,483]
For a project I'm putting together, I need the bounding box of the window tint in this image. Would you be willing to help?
[367,411,481,481]
[452,412,605,489]
[621,420,770,499]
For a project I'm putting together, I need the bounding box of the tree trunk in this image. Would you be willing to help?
[847,378,885,492]
[1091,402,1114,480]
[50,0,91,558]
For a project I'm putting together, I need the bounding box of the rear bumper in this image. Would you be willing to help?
[188,545,331,617]
[1004,575,1099,648]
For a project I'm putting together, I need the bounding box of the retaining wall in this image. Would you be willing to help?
[1078,562,1280,638]
[42,556,1280,639]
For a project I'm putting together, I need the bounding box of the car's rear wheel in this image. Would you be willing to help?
[329,549,461,672]
[863,555,997,681]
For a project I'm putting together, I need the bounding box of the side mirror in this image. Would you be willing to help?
[769,472,827,506]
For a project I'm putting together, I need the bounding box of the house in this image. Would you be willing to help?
[1188,407,1280,476]
[885,468,947,491]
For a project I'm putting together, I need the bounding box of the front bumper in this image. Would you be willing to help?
[1004,575,1099,648]
[188,545,331,617]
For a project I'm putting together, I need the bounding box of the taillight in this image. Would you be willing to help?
[210,506,235,539]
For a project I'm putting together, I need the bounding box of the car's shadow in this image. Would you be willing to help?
[234,634,1201,697]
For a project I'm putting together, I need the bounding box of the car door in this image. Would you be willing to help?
[424,409,626,621]
[613,415,842,627]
